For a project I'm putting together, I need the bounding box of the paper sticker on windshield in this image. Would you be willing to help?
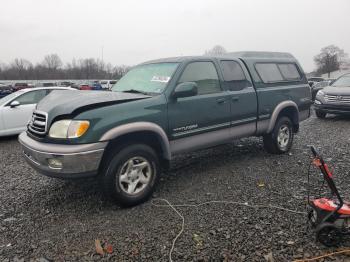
[151,76,171,83]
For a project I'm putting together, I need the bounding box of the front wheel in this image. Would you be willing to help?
[101,144,160,207]
[263,116,294,154]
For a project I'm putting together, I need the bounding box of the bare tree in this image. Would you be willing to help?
[42,54,62,70]
[12,58,33,79]
[314,45,348,78]
[204,45,227,56]
[113,65,130,79]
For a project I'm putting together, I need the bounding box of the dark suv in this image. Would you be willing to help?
[314,73,350,118]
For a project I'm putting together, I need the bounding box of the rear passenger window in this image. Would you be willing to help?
[278,63,301,80]
[178,62,221,95]
[221,61,251,91]
[255,63,284,83]
[255,63,302,83]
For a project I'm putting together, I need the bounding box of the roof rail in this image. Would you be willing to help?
[225,51,295,59]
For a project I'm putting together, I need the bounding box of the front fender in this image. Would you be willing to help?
[99,121,171,160]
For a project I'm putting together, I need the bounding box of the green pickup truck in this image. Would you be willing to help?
[19,51,312,206]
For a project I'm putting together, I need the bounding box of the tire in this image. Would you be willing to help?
[316,223,342,247]
[315,110,326,119]
[101,144,160,207]
[263,116,294,154]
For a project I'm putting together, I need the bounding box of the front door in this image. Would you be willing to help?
[167,61,231,152]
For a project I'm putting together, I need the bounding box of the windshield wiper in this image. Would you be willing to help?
[122,89,153,95]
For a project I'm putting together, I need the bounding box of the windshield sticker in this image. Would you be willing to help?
[151,76,171,83]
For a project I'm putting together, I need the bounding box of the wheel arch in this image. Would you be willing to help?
[99,122,171,169]
[267,101,299,133]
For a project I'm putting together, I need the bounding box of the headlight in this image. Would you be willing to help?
[316,90,325,96]
[314,100,322,105]
[49,120,90,138]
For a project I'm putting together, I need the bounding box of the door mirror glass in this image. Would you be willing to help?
[172,82,198,99]
[10,100,20,108]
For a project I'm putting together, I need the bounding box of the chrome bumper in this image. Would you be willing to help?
[18,132,107,179]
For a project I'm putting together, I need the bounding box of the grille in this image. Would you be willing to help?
[28,111,48,137]
[325,94,350,104]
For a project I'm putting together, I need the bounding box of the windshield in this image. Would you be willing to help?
[112,62,179,94]
[332,75,350,87]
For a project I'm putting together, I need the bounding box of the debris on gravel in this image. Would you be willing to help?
[1,112,350,261]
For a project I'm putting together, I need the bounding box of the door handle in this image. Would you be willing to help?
[232,96,239,102]
[216,98,227,104]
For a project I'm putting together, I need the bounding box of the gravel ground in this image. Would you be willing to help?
[1,112,350,262]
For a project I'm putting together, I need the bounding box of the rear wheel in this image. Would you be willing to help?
[101,144,160,207]
[263,116,294,154]
[315,110,326,119]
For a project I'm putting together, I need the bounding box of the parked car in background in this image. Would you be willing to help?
[311,80,332,100]
[58,81,73,87]
[13,83,29,91]
[0,87,74,136]
[314,73,350,118]
[308,77,324,87]
[109,80,117,90]
[91,82,103,90]
[100,80,118,90]
[79,84,92,90]
[0,84,13,98]
[100,80,110,90]
[70,83,80,89]
[41,82,56,87]
[19,51,311,206]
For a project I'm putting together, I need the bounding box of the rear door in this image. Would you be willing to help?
[219,60,258,137]
[2,90,48,133]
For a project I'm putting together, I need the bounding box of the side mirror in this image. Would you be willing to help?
[172,82,198,99]
[10,100,20,108]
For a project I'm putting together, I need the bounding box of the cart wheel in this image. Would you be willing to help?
[308,208,318,228]
[316,223,342,247]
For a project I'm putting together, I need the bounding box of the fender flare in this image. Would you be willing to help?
[267,101,299,133]
[99,122,171,160]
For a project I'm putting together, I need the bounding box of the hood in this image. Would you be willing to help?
[323,86,350,96]
[37,90,150,123]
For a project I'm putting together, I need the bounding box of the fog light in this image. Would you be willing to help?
[48,158,63,169]
[314,100,321,105]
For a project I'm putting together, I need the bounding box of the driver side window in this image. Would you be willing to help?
[178,61,221,95]
[15,90,47,105]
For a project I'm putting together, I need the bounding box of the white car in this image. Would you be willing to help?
[100,80,118,90]
[0,87,74,136]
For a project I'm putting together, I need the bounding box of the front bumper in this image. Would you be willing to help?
[314,103,350,115]
[18,132,107,179]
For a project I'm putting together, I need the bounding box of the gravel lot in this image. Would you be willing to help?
[1,112,350,261]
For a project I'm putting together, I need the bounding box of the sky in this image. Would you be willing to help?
[0,0,349,72]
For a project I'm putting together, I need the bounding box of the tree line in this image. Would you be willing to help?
[0,54,130,80]
[1,46,348,80]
